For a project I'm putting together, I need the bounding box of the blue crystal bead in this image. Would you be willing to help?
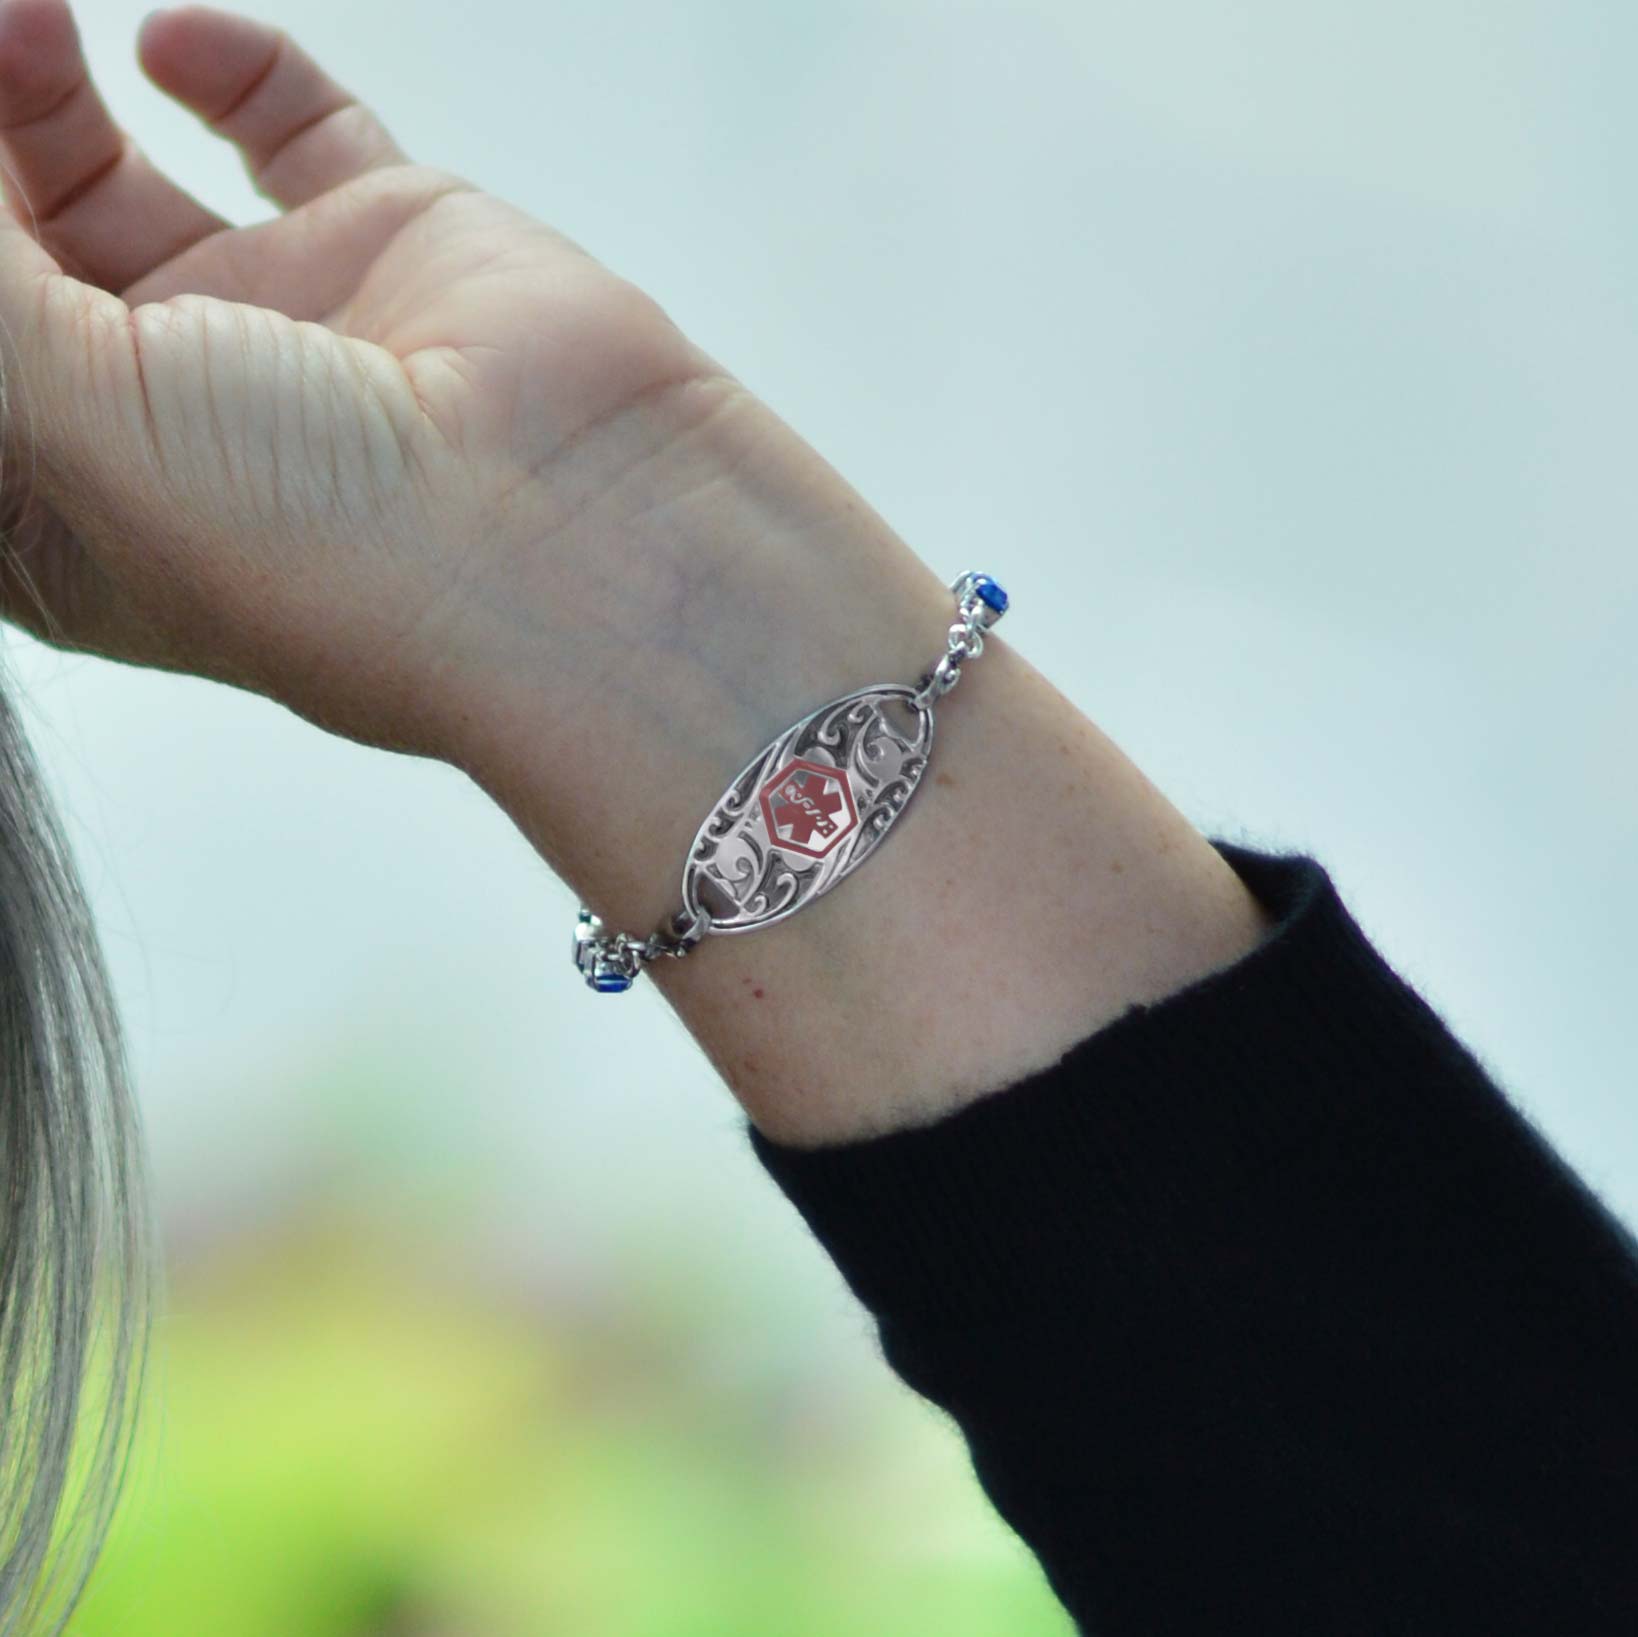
[593,971,633,993]
[975,577,1008,613]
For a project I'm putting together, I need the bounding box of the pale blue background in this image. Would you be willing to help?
[7,0,1635,1371]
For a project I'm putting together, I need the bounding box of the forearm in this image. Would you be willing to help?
[447,376,1274,1144]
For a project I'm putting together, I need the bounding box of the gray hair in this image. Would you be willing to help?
[0,654,155,1630]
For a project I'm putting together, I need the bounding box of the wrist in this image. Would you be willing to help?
[439,376,956,933]
[440,378,1272,1148]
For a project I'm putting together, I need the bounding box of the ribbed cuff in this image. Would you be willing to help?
[746,840,1498,1326]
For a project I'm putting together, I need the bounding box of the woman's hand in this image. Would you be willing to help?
[0,0,748,755]
[0,1,1271,1147]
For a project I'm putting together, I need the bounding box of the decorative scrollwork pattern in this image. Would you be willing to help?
[683,686,932,933]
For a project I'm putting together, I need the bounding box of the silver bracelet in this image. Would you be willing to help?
[571,569,1009,992]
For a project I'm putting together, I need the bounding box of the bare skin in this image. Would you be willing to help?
[0,0,1272,1146]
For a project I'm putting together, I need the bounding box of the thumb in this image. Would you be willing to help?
[0,211,146,488]
[0,215,155,652]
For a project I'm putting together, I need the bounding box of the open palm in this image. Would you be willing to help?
[0,0,732,752]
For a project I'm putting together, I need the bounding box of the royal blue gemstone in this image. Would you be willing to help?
[593,971,633,993]
[976,578,1008,613]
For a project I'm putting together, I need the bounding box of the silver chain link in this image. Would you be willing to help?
[572,569,1008,992]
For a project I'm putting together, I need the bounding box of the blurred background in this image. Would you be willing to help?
[2,0,1633,1630]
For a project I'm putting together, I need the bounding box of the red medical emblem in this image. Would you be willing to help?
[757,758,859,860]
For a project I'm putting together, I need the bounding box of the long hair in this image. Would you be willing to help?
[0,649,155,1627]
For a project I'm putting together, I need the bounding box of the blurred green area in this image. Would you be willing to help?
[71,1197,1071,1636]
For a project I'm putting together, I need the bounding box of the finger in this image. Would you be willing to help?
[0,0,229,294]
[138,6,409,212]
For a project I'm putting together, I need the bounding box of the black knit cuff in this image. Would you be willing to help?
[746,840,1500,1326]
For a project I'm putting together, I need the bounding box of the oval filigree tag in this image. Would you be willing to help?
[681,685,933,934]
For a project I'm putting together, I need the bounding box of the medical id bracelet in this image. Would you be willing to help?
[571,569,1009,992]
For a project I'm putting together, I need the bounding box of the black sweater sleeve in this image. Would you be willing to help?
[746,841,1638,1634]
